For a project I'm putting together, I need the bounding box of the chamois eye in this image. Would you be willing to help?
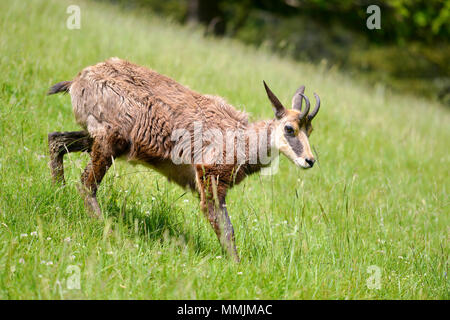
[284,125,295,135]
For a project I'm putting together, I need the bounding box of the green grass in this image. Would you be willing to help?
[0,0,448,299]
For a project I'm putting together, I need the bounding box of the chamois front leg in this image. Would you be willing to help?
[48,131,93,183]
[206,197,239,262]
[197,170,240,262]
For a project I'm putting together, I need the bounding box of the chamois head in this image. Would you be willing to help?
[263,81,321,169]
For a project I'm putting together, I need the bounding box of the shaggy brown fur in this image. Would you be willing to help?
[47,57,321,261]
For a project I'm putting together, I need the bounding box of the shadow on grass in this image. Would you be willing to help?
[103,189,212,256]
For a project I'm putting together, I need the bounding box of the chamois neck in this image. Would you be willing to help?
[242,119,276,175]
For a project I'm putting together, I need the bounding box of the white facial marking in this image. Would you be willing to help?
[274,124,298,160]
[274,122,314,169]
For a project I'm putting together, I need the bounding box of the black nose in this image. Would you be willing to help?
[305,158,315,167]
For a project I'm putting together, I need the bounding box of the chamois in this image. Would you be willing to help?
[47,58,321,261]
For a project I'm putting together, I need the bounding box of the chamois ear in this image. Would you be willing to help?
[263,81,286,119]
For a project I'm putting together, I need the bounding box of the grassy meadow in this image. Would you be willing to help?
[0,0,448,299]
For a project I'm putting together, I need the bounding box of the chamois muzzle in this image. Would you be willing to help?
[305,157,315,168]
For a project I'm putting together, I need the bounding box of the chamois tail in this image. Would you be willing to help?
[47,81,72,95]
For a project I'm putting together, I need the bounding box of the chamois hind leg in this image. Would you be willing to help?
[79,133,129,219]
[196,168,239,262]
[48,131,93,184]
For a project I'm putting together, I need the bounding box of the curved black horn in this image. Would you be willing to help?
[298,93,310,119]
[292,85,305,111]
[263,80,286,119]
[308,93,320,120]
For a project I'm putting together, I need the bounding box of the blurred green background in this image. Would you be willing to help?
[101,0,450,105]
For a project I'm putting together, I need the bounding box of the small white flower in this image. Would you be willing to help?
[46,237,52,241]
[157,251,162,255]
[398,256,404,260]
[70,255,76,261]
[40,260,46,264]
[64,237,71,242]
[183,199,189,203]
[237,272,243,275]
[31,231,38,236]
[46,261,53,266]
[19,258,25,264]
[216,256,222,259]
[20,233,28,238]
